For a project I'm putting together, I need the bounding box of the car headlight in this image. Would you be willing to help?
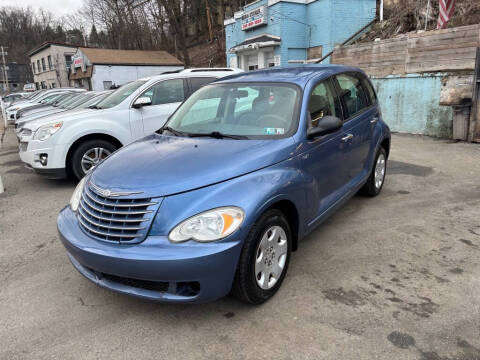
[169,207,245,243]
[70,177,86,212]
[33,122,63,141]
[8,107,19,112]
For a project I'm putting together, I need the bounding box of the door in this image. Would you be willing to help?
[135,78,186,135]
[300,78,350,220]
[334,73,375,181]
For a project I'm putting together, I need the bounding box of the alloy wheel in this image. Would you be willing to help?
[254,225,288,290]
[81,147,112,174]
[374,153,386,189]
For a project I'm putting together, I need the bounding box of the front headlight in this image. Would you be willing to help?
[8,107,19,112]
[169,207,245,243]
[70,177,86,212]
[33,122,63,141]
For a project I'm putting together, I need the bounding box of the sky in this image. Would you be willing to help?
[0,0,82,17]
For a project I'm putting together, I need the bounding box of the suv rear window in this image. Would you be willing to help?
[190,77,217,94]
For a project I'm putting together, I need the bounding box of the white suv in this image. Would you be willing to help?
[18,69,241,180]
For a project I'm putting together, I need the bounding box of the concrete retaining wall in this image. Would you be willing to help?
[371,73,453,138]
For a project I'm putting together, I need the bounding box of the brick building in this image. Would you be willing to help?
[224,0,376,70]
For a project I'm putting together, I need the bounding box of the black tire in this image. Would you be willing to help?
[231,209,292,304]
[360,147,387,197]
[70,139,118,180]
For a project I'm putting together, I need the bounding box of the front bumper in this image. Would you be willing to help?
[57,207,244,303]
[19,140,67,179]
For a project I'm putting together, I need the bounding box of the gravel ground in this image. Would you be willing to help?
[1,128,479,360]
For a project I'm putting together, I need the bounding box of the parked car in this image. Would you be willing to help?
[19,68,242,180]
[57,65,391,304]
[6,88,86,123]
[1,93,27,112]
[15,92,112,138]
[16,91,107,122]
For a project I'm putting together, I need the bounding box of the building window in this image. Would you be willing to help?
[51,83,56,88]
[65,55,72,69]
[47,55,53,70]
[32,62,35,74]
[37,60,41,73]
[41,58,46,71]
[103,81,113,90]
[41,81,47,89]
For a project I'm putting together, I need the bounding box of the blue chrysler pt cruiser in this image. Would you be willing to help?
[58,65,391,304]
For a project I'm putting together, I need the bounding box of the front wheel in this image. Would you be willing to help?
[231,209,292,304]
[360,147,387,197]
[70,139,117,180]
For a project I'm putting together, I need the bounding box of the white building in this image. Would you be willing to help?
[69,48,184,90]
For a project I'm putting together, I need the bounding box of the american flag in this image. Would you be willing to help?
[437,0,456,29]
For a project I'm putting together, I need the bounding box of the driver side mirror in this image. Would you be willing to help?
[132,96,152,109]
[307,116,342,139]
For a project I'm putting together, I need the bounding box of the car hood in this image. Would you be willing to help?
[90,134,296,198]
[24,108,96,130]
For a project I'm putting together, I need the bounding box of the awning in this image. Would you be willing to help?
[229,34,281,53]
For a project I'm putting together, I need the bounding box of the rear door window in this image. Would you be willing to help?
[361,76,377,105]
[335,73,370,119]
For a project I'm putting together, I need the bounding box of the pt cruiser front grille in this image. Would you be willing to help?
[78,184,160,243]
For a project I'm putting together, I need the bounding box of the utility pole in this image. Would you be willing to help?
[1,46,8,95]
[1,46,8,131]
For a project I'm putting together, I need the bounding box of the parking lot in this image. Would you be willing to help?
[1,128,479,360]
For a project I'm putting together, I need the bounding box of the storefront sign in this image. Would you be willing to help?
[241,6,267,30]
[73,57,83,68]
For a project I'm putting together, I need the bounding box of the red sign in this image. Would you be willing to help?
[73,57,83,67]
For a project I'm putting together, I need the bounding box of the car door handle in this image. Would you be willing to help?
[370,117,379,123]
[341,134,354,142]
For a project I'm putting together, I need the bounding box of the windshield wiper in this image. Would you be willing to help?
[88,105,102,109]
[157,126,187,137]
[187,131,248,140]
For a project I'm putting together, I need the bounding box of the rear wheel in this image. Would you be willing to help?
[70,139,117,180]
[361,147,387,197]
[231,209,292,304]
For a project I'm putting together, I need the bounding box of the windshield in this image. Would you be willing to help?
[64,93,96,110]
[166,83,300,138]
[95,80,147,109]
[80,92,110,109]
[55,94,78,107]
[39,93,64,104]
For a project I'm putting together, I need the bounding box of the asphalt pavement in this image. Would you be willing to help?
[1,128,479,360]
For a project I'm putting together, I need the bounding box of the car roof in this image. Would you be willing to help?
[139,68,243,82]
[215,64,363,88]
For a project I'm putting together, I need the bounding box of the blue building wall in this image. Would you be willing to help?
[225,0,376,68]
[371,73,453,138]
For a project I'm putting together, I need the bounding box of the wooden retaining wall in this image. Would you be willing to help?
[331,24,480,76]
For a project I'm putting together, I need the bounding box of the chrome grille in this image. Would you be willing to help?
[78,184,160,243]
